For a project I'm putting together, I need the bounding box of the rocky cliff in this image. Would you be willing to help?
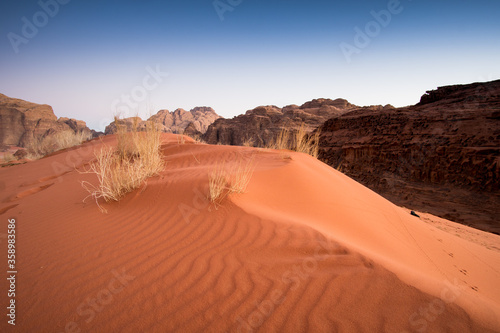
[203,98,359,146]
[0,93,93,148]
[318,80,500,233]
[105,107,220,135]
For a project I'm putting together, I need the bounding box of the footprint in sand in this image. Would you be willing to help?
[459,269,468,276]
[0,204,19,215]
[448,252,454,258]
[21,173,68,187]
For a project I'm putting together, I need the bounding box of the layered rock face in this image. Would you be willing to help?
[149,107,220,134]
[104,107,220,135]
[318,80,500,233]
[203,98,358,146]
[0,93,92,148]
[103,117,147,135]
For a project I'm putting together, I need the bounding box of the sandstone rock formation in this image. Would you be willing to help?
[203,98,357,146]
[104,107,220,135]
[149,107,220,134]
[318,80,500,233]
[183,122,203,139]
[103,117,147,135]
[0,93,93,148]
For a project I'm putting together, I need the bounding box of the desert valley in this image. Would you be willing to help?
[0,79,499,332]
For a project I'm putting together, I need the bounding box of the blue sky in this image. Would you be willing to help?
[1,0,499,131]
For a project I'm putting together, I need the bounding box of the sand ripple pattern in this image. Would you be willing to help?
[0,135,494,333]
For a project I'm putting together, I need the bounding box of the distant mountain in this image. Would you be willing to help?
[0,93,93,148]
[203,98,361,146]
[104,107,220,135]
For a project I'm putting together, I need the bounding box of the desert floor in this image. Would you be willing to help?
[1,134,499,332]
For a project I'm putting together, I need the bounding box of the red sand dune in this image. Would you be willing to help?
[1,133,499,332]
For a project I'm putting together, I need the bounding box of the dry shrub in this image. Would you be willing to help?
[293,124,320,158]
[1,153,16,163]
[82,148,142,203]
[133,121,164,173]
[268,123,320,158]
[115,116,139,159]
[230,158,255,194]
[28,130,92,159]
[268,127,291,150]
[208,162,228,205]
[208,156,255,206]
[177,132,186,145]
[242,137,255,147]
[82,119,164,212]
[183,132,206,145]
[336,162,345,173]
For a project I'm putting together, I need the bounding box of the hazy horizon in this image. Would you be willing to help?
[1,0,499,131]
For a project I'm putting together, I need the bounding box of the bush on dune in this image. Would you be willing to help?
[1,152,16,164]
[208,157,255,207]
[28,130,92,159]
[82,118,164,212]
[293,124,320,158]
[267,123,320,158]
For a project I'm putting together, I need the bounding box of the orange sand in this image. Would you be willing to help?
[1,133,499,332]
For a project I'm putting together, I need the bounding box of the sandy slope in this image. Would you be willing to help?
[0,133,499,332]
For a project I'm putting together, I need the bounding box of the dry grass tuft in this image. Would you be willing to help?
[268,123,320,159]
[242,137,255,147]
[230,158,255,194]
[293,124,320,158]
[115,116,139,159]
[177,132,186,145]
[189,133,206,144]
[208,162,229,205]
[269,127,291,150]
[81,118,164,212]
[28,130,92,159]
[336,162,345,173]
[208,156,255,207]
[1,153,16,163]
[82,147,141,203]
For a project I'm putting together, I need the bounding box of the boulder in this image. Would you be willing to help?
[0,93,93,148]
